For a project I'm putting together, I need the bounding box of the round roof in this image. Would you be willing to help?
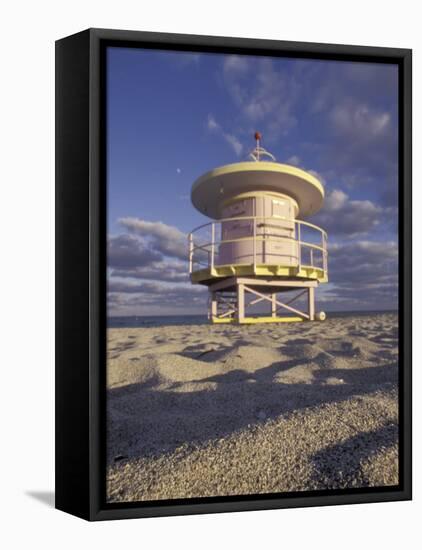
[191,162,325,219]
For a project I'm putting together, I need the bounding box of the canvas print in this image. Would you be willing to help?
[106,47,399,503]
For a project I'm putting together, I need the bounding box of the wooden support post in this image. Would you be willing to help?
[211,292,217,319]
[237,283,245,323]
[308,286,315,321]
[271,293,277,317]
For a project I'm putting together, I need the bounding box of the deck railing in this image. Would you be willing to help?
[188,215,328,278]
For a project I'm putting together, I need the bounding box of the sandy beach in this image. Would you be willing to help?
[106,312,399,502]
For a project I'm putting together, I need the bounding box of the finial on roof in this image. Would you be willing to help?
[249,131,275,162]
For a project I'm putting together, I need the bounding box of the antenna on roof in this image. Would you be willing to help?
[249,131,276,162]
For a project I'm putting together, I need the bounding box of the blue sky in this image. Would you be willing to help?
[107,46,399,316]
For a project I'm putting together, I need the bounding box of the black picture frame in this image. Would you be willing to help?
[55,27,412,521]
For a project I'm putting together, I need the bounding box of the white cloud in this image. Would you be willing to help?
[324,189,348,211]
[207,114,220,132]
[286,155,301,166]
[111,258,188,283]
[330,101,391,141]
[108,221,205,315]
[182,53,201,65]
[319,239,398,310]
[119,218,187,260]
[170,52,201,67]
[206,113,243,156]
[223,133,243,156]
[223,55,249,75]
[222,57,298,140]
[308,169,327,186]
[108,234,162,268]
[312,189,382,237]
[107,280,207,316]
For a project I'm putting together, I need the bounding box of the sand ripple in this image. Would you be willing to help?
[106,313,399,502]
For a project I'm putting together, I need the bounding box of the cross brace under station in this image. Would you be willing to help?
[208,277,318,324]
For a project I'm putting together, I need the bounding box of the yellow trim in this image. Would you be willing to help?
[192,162,325,199]
[191,264,328,284]
[211,316,305,324]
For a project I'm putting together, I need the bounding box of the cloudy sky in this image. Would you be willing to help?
[107,46,399,317]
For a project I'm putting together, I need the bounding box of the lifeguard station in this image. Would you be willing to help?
[188,133,328,324]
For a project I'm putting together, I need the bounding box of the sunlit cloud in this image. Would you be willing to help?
[206,114,243,156]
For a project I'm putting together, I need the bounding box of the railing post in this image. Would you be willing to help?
[323,233,328,276]
[188,233,193,274]
[297,222,301,271]
[253,217,257,273]
[210,223,215,270]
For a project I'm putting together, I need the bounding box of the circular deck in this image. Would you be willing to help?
[191,162,325,219]
[190,264,328,285]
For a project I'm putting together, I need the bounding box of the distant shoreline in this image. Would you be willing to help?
[108,310,398,328]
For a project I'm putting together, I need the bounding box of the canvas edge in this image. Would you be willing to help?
[55,29,92,520]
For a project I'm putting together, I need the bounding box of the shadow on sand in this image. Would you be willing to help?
[107,350,398,466]
[310,424,398,488]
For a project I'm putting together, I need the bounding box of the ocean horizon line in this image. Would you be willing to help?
[107,309,398,328]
